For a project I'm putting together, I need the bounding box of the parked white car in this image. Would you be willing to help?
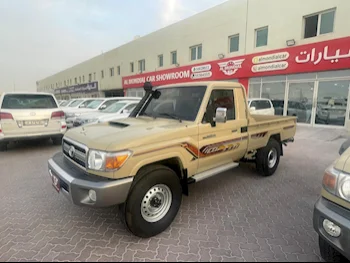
[73,100,140,127]
[0,92,67,151]
[65,97,141,128]
[248,98,275,115]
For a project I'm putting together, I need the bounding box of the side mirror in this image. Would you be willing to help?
[250,106,256,111]
[215,107,227,123]
[99,105,107,110]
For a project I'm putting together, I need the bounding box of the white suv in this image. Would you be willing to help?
[248,98,275,115]
[0,92,67,151]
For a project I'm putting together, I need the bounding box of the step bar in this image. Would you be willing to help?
[189,162,239,183]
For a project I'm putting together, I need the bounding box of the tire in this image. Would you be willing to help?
[52,136,63,145]
[0,143,7,152]
[256,138,281,176]
[122,165,182,238]
[319,236,343,262]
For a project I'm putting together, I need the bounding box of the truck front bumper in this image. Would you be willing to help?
[48,152,133,207]
[313,197,350,260]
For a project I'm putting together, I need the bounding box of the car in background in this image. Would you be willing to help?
[0,92,67,151]
[248,98,275,115]
[73,100,140,127]
[65,97,140,128]
[313,144,350,262]
[60,98,94,110]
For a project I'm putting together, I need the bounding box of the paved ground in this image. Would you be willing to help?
[0,126,349,262]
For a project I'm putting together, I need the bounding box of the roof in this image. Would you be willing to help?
[1,92,55,96]
[155,81,243,89]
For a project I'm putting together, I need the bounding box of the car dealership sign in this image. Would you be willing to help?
[54,82,99,95]
[123,36,350,89]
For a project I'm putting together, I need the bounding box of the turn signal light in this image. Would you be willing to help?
[51,111,65,119]
[105,154,129,170]
[0,112,13,120]
[323,170,337,193]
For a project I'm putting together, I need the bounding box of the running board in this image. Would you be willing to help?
[190,162,239,183]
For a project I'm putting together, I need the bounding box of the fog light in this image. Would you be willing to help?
[88,190,97,202]
[323,219,341,237]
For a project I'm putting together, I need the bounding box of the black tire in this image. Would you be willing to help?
[0,143,7,152]
[122,165,182,238]
[52,136,63,145]
[256,138,281,176]
[319,236,343,262]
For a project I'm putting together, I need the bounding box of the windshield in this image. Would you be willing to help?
[69,99,84,107]
[140,86,206,121]
[60,100,71,107]
[2,94,57,109]
[102,102,127,113]
[86,100,104,109]
[79,99,95,108]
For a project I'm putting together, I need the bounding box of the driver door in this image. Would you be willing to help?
[197,88,248,173]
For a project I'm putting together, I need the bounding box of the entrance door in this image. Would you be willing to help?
[315,80,350,127]
[286,82,315,125]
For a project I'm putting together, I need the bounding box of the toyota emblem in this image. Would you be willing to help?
[69,146,76,158]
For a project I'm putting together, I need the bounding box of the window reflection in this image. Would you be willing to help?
[261,82,286,116]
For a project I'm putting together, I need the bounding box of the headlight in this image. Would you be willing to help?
[322,165,350,202]
[87,150,131,171]
[337,174,350,201]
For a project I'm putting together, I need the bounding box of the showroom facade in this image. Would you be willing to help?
[123,36,350,128]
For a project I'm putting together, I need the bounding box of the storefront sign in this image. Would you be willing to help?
[54,82,98,95]
[123,36,350,89]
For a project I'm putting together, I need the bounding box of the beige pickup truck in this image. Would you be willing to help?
[48,81,296,237]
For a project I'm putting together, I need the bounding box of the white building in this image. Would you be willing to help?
[37,0,350,128]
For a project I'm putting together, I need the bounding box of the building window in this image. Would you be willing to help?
[304,9,335,38]
[64,80,66,86]
[130,62,134,73]
[171,51,177,65]
[88,73,92,82]
[93,72,96,80]
[117,66,121,75]
[110,67,114,77]
[190,45,202,61]
[229,34,239,53]
[101,70,104,79]
[79,76,81,83]
[82,75,85,83]
[255,27,268,47]
[158,55,163,67]
[75,78,77,84]
[138,60,145,72]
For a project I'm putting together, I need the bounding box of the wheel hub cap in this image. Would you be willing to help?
[141,184,172,223]
[268,148,277,168]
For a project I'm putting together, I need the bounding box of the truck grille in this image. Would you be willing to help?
[63,139,87,168]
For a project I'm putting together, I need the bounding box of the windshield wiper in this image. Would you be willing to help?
[157,113,182,122]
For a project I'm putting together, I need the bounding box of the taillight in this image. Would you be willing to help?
[0,112,13,120]
[51,111,65,119]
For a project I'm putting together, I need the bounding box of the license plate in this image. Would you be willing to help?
[51,172,60,193]
[24,120,46,126]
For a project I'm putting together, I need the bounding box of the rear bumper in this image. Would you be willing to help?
[0,131,65,142]
[48,152,133,207]
[313,197,350,260]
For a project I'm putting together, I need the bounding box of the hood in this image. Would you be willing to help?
[64,117,196,152]
[98,113,129,122]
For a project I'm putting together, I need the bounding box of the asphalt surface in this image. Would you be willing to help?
[0,126,349,262]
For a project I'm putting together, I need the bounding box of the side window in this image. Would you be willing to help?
[203,89,235,123]
[102,100,117,108]
[259,100,271,109]
[250,101,258,109]
[125,103,137,111]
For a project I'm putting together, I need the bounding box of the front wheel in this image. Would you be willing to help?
[256,138,281,176]
[122,165,182,238]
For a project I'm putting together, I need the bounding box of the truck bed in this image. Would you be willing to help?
[247,114,297,152]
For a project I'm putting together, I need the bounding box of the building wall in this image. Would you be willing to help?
[37,0,350,95]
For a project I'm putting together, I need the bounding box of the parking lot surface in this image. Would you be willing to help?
[0,126,348,262]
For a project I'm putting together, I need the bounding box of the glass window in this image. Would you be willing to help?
[158,55,163,67]
[229,34,239,53]
[141,86,206,121]
[88,74,92,82]
[79,76,81,83]
[130,62,134,73]
[86,100,104,109]
[304,9,335,38]
[255,27,268,47]
[204,89,235,122]
[249,84,261,98]
[287,73,317,80]
[190,45,202,61]
[2,94,58,109]
[320,10,335,35]
[138,60,145,72]
[250,100,271,110]
[317,70,350,79]
[110,67,114,77]
[316,80,349,126]
[261,75,286,82]
[117,66,121,76]
[249,77,261,84]
[304,15,318,38]
[68,99,84,107]
[102,102,127,113]
[93,72,96,80]
[171,51,177,64]
[82,76,85,82]
[101,70,104,79]
[261,82,286,116]
[125,103,138,111]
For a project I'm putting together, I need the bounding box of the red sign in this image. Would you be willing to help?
[123,37,350,89]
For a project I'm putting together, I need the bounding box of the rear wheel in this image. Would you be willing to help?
[0,142,7,152]
[122,165,182,238]
[319,236,343,262]
[256,138,281,176]
[52,136,63,146]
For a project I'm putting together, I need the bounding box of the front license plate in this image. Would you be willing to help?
[51,173,60,193]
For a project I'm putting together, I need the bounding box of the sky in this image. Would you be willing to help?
[0,0,227,93]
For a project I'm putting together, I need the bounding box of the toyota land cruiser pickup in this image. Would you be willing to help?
[48,81,296,238]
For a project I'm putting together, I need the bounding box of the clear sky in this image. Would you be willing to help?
[0,0,227,93]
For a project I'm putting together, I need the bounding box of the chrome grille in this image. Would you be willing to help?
[62,139,87,168]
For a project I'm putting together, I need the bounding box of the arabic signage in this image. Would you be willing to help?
[54,82,99,95]
[123,36,350,89]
